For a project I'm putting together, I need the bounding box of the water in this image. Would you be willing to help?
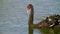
[0,0,60,34]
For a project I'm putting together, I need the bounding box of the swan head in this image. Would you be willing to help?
[27,4,33,13]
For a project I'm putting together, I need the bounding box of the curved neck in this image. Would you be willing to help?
[28,7,34,25]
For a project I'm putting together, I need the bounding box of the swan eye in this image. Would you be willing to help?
[48,18,52,21]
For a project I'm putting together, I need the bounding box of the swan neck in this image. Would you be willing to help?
[28,8,34,25]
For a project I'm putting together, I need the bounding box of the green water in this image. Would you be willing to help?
[29,26,60,34]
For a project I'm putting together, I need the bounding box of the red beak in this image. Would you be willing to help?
[27,8,31,13]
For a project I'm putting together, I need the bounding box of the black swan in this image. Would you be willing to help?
[27,4,60,28]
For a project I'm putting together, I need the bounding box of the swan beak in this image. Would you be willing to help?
[27,8,31,13]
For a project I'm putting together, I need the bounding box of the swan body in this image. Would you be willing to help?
[27,4,60,28]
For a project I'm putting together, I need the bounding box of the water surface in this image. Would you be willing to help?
[0,0,60,34]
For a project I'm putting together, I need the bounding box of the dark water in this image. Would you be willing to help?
[0,0,60,34]
[29,26,60,34]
